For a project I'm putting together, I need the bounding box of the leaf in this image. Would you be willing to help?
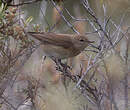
[25,16,33,24]
[0,3,4,13]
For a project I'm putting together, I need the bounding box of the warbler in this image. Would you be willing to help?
[28,32,94,59]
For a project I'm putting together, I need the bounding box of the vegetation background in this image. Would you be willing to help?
[0,0,130,110]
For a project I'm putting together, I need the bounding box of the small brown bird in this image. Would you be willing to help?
[28,32,93,59]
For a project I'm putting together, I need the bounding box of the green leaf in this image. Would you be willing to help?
[0,3,4,13]
[25,16,33,24]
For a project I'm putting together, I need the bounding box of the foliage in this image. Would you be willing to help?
[0,0,129,110]
[0,2,33,86]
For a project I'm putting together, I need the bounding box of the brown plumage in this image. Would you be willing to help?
[28,32,93,59]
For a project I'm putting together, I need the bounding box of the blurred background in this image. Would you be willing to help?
[0,0,130,110]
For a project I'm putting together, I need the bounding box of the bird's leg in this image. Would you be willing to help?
[57,59,72,71]
[51,56,71,71]
[53,58,67,71]
[51,57,61,70]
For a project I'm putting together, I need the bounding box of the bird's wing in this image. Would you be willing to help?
[28,32,74,48]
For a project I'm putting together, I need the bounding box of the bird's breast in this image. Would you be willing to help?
[40,44,81,59]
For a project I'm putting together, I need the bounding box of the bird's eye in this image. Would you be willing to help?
[79,39,84,42]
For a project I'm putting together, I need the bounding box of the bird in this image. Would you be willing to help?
[28,32,94,59]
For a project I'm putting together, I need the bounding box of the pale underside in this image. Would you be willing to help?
[41,44,81,59]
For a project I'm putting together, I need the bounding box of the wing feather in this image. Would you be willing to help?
[28,32,74,48]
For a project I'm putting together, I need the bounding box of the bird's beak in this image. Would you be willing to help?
[87,40,95,43]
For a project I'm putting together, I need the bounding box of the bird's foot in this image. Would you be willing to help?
[51,57,72,70]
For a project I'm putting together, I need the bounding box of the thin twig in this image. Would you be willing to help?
[50,0,80,34]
